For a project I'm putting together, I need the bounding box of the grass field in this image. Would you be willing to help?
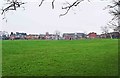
[2,39,118,76]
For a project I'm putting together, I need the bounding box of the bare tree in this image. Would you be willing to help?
[2,0,120,17]
[1,0,90,17]
[1,0,25,15]
[107,20,120,32]
[1,0,26,21]
[101,26,109,34]
[59,0,86,16]
[105,0,120,33]
[1,0,119,30]
[101,26,112,38]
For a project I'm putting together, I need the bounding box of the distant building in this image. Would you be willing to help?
[16,32,27,39]
[100,34,106,38]
[100,32,120,39]
[96,35,101,38]
[111,32,120,39]
[39,32,60,40]
[76,33,86,39]
[39,34,46,39]
[26,34,39,40]
[88,32,97,38]
[10,32,27,40]
[63,33,75,40]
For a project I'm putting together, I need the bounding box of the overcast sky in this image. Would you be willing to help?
[0,0,113,34]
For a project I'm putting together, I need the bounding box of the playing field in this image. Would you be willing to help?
[2,39,118,76]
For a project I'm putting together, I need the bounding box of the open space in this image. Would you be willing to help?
[2,39,118,76]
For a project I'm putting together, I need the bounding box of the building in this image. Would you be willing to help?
[76,33,86,39]
[16,32,27,39]
[39,34,46,39]
[9,32,27,40]
[39,32,60,40]
[111,32,120,39]
[88,32,97,38]
[26,34,39,40]
[100,32,120,39]
[63,33,76,40]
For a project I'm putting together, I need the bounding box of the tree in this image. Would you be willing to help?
[1,0,120,32]
[1,0,120,17]
[101,26,109,34]
[1,0,90,17]
[105,0,120,33]
[1,0,25,15]
[101,26,111,38]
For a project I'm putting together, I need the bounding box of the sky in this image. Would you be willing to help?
[0,0,113,35]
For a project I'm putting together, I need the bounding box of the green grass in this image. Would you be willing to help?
[2,39,118,76]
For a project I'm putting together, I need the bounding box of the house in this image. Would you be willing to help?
[111,32,120,39]
[26,34,39,40]
[39,34,46,39]
[16,32,27,39]
[96,35,101,38]
[88,32,97,38]
[63,33,75,40]
[39,32,60,40]
[9,32,27,40]
[10,35,15,40]
[100,32,120,39]
[48,34,57,40]
[76,33,86,39]
[100,34,106,38]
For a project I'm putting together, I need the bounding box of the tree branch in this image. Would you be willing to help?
[39,0,45,7]
[59,0,84,16]
[1,0,25,15]
[52,0,55,9]
[59,8,70,16]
